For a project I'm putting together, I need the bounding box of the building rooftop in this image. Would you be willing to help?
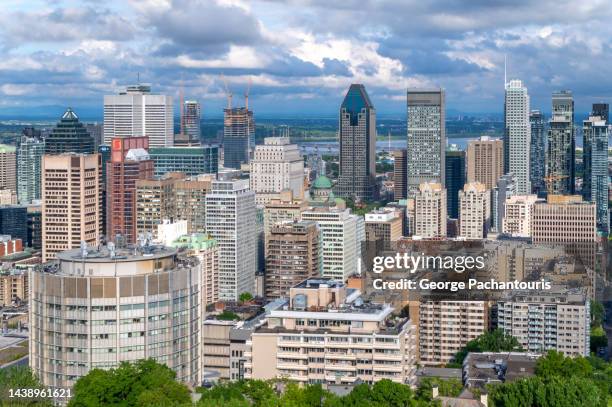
[55,242,177,263]
[463,352,539,389]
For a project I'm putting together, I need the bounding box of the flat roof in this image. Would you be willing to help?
[56,244,177,263]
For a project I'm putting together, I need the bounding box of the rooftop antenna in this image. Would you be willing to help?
[220,73,232,109]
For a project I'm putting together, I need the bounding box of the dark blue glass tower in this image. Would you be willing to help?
[445,149,465,219]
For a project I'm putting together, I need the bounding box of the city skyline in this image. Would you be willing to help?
[1,1,612,118]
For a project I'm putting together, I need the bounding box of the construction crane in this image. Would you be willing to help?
[244,76,252,110]
[543,174,568,195]
[220,73,232,109]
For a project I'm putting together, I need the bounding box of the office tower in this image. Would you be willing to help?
[582,116,609,234]
[30,244,201,390]
[263,190,307,239]
[205,179,257,300]
[502,195,540,237]
[45,108,95,154]
[302,207,364,281]
[172,233,219,306]
[103,84,174,147]
[97,145,111,237]
[223,107,254,169]
[365,208,403,244]
[445,148,465,219]
[149,145,219,178]
[17,134,44,204]
[0,145,16,193]
[413,182,447,238]
[547,91,575,195]
[265,221,320,299]
[106,137,154,244]
[27,206,42,249]
[85,123,103,148]
[532,195,596,269]
[136,173,212,237]
[459,182,490,240]
[592,103,609,124]
[408,299,489,366]
[245,278,417,385]
[98,145,111,184]
[466,136,503,189]
[393,149,408,200]
[42,154,101,262]
[0,206,27,243]
[335,84,377,202]
[498,289,589,356]
[407,89,445,194]
[181,100,201,142]
[0,269,28,306]
[250,137,304,205]
[504,80,531,194]
[529,110,546,195]
[491,173,516,233]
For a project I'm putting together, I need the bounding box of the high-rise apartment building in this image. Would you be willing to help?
[263,190,307,238]
[413,182,447,238]
[393,149,408,200]
[408,299,489,366]
[265,221,320,299]
[250,137,304,205]
[149,145,219,178]
[301,207,364,281]
[365,208,403,245]
[181,100,201,142]
[459,182,490,240]
[172,233,219,306]
[547,91,575,195]
[106,137,154,244]
[491,174,516,233]
[17,133,44,204]
[529,110,546,196]
[466,136,503,189]
[582,115,609,234]
[592,103,609,124]
[103,85,174,147]
[407,89,445,194]
[136,172,212,238]
[504,80,531,194]
[0,144,16,193]
[0,269,28,306]
[501,195,539,237]
[445,148,465,219]
[223,107,254,169]
[45,108,95,155]
[42,154,101,262]
[30,244,201,390]
[498,289,589,356]
[335,84,377,202]
[205,179,257,300]
[245,279,417,385]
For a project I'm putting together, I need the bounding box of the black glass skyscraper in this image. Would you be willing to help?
[0,206,27,243]
[592,103,609,124]
[529,110,546,196]
[445,149,465,219]
[223,107,253,169]
[45,108,95,155]
[335,84,377,202]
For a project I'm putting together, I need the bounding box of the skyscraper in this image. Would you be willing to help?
[42,153,101,262]
[413,182,447,238]
[0,145,16,193]
[393,149,408,200]
[149,145,219,177]
[106,137,154,244]
[466,136,503,189]
[504,80,531,194]
[205,179,257,300]
[0,206,27,243]
[103,84,174,147]
[459,182,490,240]
[335,84,377,202]
[444,148,465,219]
[592,103,609,124]
[181,100,201,142]
[529,110,546,196]
[407,89,445,194]
[547,90,575,195]
[45,108,95,154]
[582,115,609,234]
[223,107,254,169]
[250,137,304,205]
[17,133,44,204]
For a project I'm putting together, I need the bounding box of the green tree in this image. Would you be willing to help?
[0,366,53,407]
[450,329,523,366]
[216,310,240,321]
[239,292,254,303]
[590,326,608,353]
[591,300,605,327]
[68,359,191,407]
[415,378,462,401]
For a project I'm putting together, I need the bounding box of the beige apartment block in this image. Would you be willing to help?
[458,182,490,240]
[466,137,503,189]
[413,182,447,238]
[263,190,308,240]
[244,279,417,386]
[365,208,403,245]
[502,195,540,237]
[0,269,28,306]
[42,154,101,262]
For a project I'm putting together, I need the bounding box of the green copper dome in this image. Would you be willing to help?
[312,175,332,189]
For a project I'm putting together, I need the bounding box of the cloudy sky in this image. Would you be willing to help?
[0,0,610,118]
